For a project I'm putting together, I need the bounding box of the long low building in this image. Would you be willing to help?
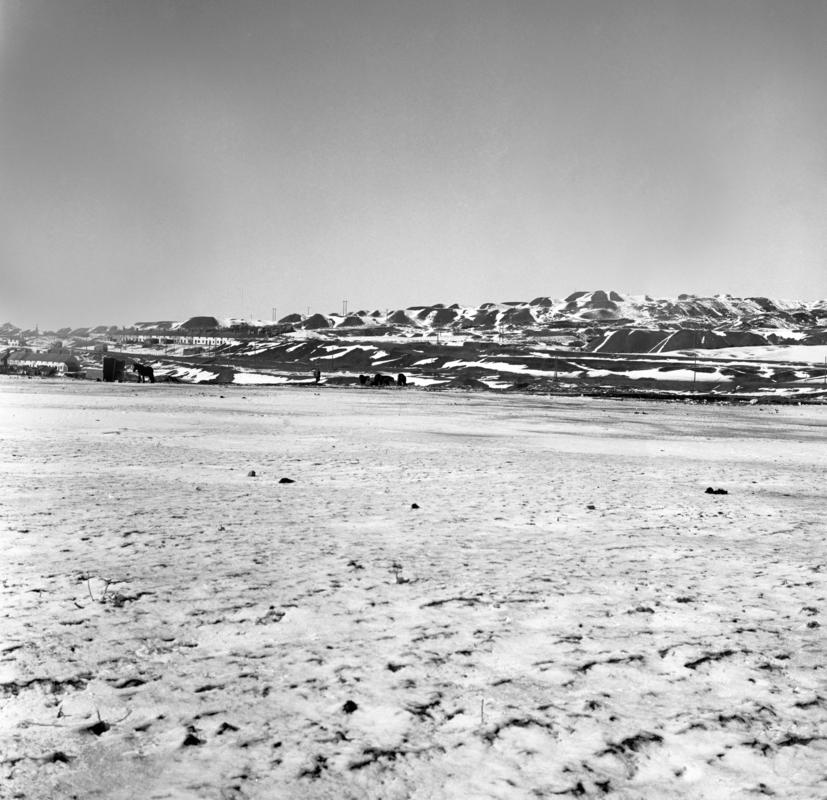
[3,350,81,375]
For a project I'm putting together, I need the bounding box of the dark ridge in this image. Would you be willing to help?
[301,313,331,330]
[180,316,220,330]
[431,308,458,326]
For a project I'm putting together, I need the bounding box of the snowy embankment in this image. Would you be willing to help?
[1,384,825,799]
[679,344,827,364]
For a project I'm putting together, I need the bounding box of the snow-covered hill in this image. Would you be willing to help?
[5,292,826,398]
[264,290,827,337]
[7,290,827,346]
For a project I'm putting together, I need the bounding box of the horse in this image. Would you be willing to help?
[132,362,155,383]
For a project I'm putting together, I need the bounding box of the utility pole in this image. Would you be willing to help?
[272,307,277,322]
[342,299,348,317]
[692,330,698,393]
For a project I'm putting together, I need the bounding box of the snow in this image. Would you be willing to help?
[103,344,175,357]
[403,375,447,386]
[1,381,825,799]
[442,360,579,379]
[232,371,292,385]
[751,329,809,341]
[680,344,827,364]
[583,366,733,383]
[479,377,514,389]
[310,345,377,360]
[152,365,220,383]
[237,342,280,356]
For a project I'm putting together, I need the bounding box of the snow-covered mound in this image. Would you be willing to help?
[259,290,824,342]
[18,289,825,345]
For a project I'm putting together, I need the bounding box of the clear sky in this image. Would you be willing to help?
[2,0,826,329]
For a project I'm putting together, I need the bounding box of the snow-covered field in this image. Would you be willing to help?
[1,380,825,799]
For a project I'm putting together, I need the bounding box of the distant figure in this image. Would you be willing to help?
[132,362,155,383]
[313,368,321,384]
[397,373,407,387]
[359,374,368,386]
[372,373,394,387]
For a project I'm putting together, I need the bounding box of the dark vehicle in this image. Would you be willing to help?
[102,356,126,382]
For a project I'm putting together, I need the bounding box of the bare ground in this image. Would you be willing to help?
[1,380,825,799]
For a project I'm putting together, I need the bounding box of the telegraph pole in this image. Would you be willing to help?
[692,330,698,393]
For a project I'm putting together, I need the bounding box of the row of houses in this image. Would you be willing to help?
[117,333,239,347]
[116,324,295,347]
[0,349,81,376]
